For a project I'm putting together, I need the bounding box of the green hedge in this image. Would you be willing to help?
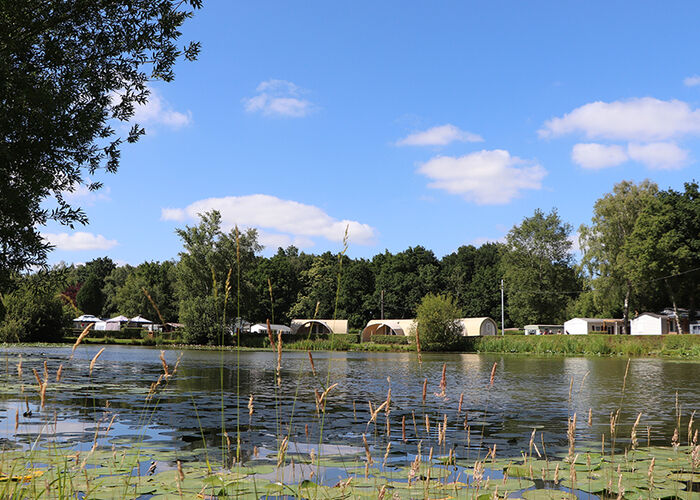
[236,332,359,348]
[370,335,409,345]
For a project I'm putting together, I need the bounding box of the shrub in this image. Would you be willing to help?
[0,283,69,343]
[415,293,462,351]
[370,335,409,345]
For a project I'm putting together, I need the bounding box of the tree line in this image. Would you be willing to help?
[0,180,697,344]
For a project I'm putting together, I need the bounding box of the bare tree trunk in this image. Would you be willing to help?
[665,279,684,334]
[623,283,630,335]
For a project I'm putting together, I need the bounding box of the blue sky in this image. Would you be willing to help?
[43,1,700,265]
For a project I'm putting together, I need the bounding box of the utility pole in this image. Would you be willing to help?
[380,289,384,320]
[500,278,505,336]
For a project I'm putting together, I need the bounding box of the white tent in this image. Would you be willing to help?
[73,314,100,322]
[107,315,129,323]
[250,323,291,335]
[129,315,153,324]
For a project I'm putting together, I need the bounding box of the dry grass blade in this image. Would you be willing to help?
[89,348,105,376]
[56,364,63,382]
[71,324,93,357]
[368,400,387,423]
[422,378,427,405]
[142,287,166,326]
[489,362,497,387]
[266,319,276,349]
[276,331,282,387]
[307,350,316,376]
[159,350,170,377]
[415,326,422,365]
[318,383,338,407]
[362,433,373,465]
[434,363,447,398]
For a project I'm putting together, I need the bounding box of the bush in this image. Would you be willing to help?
[370,335,409,345]
[0,283,69,342]
[415,293,462,351]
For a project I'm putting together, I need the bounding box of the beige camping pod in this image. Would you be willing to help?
[458,317,498,336]
[361,319,416,342]
[291,319,348,335]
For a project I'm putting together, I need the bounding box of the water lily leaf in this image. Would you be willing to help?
[521,489,572,499]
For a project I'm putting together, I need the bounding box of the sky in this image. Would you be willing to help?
[42,1,700,266]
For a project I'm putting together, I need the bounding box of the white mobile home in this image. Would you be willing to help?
[523,324,564,335]
[630,313,673,335]
[564,318,624,335]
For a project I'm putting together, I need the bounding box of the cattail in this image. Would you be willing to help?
[402,415,406,442]
[159,351,169,377]
[435,363,447,398]
[567,413,577,461]
[43,361,48,383]
[14,408,18,433]
[71,323,93,357]
[266,320,276,350]
[647,457,655,489]
[382,442,391,467]
[422,378,427,404]
[425,414,430,435]
[587,408,592,427]
[554,463,560,484]
[362,433,373,465]
[318,383,338,409]
[277,436,289,468]
[89,347,105,376]
[248,394,254,416]
[616,471,624,500]
[489,362,497,387]
[415,327,422,365]
[671,428,679,448]
[688,411,695,446]
[463,411,468,430]
[33,368,42,387]
[276,331,282,387]
[307,350,316,376]
[458,392,464,414]
[631,412,642,449]
[368,400,387,423]
[56,364,63,382]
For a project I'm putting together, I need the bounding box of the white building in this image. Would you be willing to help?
[631,313,673,335]
[564,318,624,335]
[523,324,564,335]
[250,323,292,335]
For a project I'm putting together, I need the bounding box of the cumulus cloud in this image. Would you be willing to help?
[62,182,111,205]
[257,230,315,250]
[418,150,546,205]
[243,80,314,117]
[571,143,628,169]
[539,97,700,142]
[167,194,376,246]
[627,142,689,170]
[396,124,483,146]
[470,235,506,247]
[43,232,118,251]
[161,208,187,222]
[684,75,700,87]
[130,86,192,129]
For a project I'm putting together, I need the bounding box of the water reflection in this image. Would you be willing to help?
[0,346,697,461]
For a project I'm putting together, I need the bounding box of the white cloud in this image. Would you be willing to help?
[257,230,315,250]
[571,143,628,169]
[417,150,546,205]
[129,86,192,129]
[396,124,483,146]
[243,80,314,117]
[161,208,187,222]
[684,75,700,87]
[169,194,376,245]
[539,97,700,141]
[627,142,689,170]
[43,232,118,251]
[470,235,506,247]
[62,182,111,205]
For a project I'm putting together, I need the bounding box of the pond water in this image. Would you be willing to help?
[0,345,698,464]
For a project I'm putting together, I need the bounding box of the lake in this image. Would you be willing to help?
[1,345,697,464]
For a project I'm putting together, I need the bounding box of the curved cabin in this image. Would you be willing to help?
[361,319,416,342]
[458,317,498,336]
[291,319,348,335]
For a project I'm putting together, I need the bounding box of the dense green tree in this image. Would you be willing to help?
[414,293,462,351]
[76,274,105,316]
[0,1,201,287]
[101,265,134,317]
[502,208,580,327]
[0,279,69,342]
[175,211,261,343]
[250,246,304,325]
[371,247,442,319]
[289,252,340,320]
[579,180,659,332]
[116,261,177,322]
[623,182,700,329]
[338,258,375,329]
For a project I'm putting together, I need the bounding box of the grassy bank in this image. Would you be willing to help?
[473,333,700,357]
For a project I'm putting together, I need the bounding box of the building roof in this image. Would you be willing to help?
[107,315,129,322]
[129,315,153,324]
[73,314,100,322]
